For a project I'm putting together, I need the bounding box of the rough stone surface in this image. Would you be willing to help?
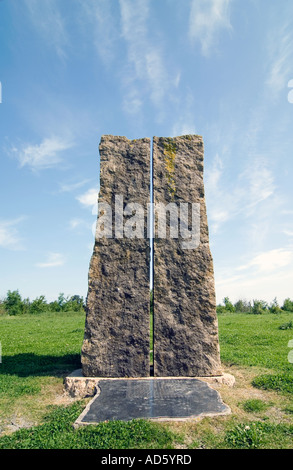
[81,135,150,377]
[64,369,99,398]
[153,135,222,377]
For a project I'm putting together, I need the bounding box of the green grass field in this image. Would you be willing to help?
[0,310,293,449]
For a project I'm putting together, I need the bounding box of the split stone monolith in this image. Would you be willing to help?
[153,135,222,377]
[81,135,150,377]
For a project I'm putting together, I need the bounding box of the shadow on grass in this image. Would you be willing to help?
[0,353,81,377]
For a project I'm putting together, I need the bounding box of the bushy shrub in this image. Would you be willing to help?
[216,305,226,314]
[54,293,85,312]
[216,297,235,314]
[234,299,252,313]
[279,320,293,330]
[223,297,235,312]
[29,296,47,314]
[48,300,61,312]
[251,300,268,315]
[282,298,293,312]
[269,297,282,314]
[65,295,85,312]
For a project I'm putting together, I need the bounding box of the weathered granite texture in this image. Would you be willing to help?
[81,135,150,377]
[153,135,222,377]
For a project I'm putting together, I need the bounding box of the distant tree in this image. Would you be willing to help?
[30,295,47,314]
[251,299,268,315]
[64,295,85,312]
[57,293,67,310]
[48,300,61,312]
[223,297,235,313]
[269,297,282,314]
[22,297,31,315]
[4,290,23,315]
[282,298,293,312]
[234,299,252,313]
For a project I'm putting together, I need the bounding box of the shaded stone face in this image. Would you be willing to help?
[153,136,222,377]
[81,136,151,377]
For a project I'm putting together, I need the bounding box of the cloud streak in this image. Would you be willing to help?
[237,248,293,273]
[13,137,73,171]
[119,0,178,115]
[205,154,276,234]
[78,0,118,64]
[35,252,65,268]
[0,217,26,251]
[265,20,293,96]
[24,0,68,59]
[216,247,293,304]
[59,179,91,193]
[189,0,233,56]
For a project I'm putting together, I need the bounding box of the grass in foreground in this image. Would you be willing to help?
[0,402,178,449]
[0,310,293,448]
[0,311,84,428]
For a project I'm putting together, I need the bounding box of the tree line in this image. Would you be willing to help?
[0,290,85,315]
[1,290,293,316]
[217,297,293,314]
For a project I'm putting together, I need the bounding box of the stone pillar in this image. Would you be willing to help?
[153,135,222,377]
[81,135,150,377]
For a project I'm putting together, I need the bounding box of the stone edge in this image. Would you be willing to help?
[64,369,235,399]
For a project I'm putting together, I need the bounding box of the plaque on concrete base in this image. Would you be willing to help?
[75,378,230,425]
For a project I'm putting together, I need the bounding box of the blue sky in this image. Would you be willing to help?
[1,0,293,305]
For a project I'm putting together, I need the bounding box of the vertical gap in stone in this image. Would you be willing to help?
[150,137,154,376]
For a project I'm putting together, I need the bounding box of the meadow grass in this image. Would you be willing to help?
[218,312,293,373]
[0,310,293,449]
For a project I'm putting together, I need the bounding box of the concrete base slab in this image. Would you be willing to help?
[74,378,231,426]
[63,369,235,399]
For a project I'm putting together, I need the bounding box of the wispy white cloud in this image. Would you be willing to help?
[282,210,293,215]
[171,121,197,138]
[0,217,26,251]
[170,92,197,137]
[215,248,293,304]
[78,0,118,64]
[216,268,293,305]
[119,0,178,115]
[237,248,293,273]
[238,159,276,213]
[205,154,276,234]
[265,21,293,96]
[35,252,65,268]
[13,137,73,171]
[59,179,91,193]
[24,0,68,59]
[76,188,99,208]
[69,218,87,230]
[189,0,233,56]
[122,88,144,115]
[283,230,293,237]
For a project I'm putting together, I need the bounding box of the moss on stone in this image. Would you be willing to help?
[163,141,177,199]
